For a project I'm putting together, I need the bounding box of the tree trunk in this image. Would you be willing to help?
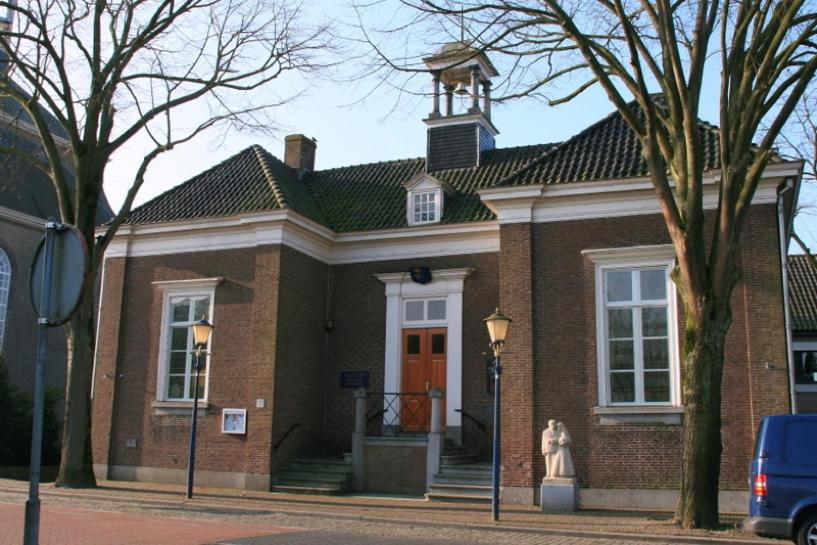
[675,297,731,529]
[55,289,97,488]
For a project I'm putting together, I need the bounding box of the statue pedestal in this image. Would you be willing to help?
[540,477,578,511]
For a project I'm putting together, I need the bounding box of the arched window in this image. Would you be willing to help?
[0,247,10,351]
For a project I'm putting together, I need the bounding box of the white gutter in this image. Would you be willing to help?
[777,178,797,413]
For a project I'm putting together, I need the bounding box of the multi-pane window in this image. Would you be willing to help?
[0,248,9,351]
[164,294,212,401]
[404,299,446,323]
[411,191,438,224]
[603,266,674,404]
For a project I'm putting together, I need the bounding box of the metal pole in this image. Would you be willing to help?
[186,350,202,499]
[491,353,502,522]
[24,220,58,545]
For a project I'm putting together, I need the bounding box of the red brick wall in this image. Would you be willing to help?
[498,223,536,490]
[364,441,427,494]
[93,246,281,478]
[323,253,499,455]
[271,246,328,471]
[520,204,789,492]
[92,256,127,469]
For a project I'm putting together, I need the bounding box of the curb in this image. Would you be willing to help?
[0,485,776,545]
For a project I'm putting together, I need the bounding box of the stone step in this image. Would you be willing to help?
[272,483,345,496]
[286,461,353,475]
[274,456,352,497]
[291,456,350,467]
[277,470,350,483]
[437,464,492,478]
[439,453,478,465]
[432,473,492,486]
[425,483,492,503]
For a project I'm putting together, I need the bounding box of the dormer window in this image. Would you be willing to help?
[411,190,439,224]
[404,173,451,226]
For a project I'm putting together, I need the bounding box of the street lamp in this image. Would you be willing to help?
[186,316,213,499]
[484,308,511,522]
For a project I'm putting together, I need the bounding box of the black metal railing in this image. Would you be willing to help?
[455,408,487,433]
[365,392,430,437]
[273,422,301,451]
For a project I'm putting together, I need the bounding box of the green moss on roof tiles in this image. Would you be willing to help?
[125,104,733,232]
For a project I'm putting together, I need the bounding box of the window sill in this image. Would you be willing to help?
[152,400,209,416]
[593,405,683,425]
[794,384,817,393]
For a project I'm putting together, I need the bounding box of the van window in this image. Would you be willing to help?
[784,421,817,464]
[753,420,767,458]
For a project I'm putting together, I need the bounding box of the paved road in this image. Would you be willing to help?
[0,491,721,545]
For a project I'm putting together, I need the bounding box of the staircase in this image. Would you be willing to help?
[272,456,352,495]
[426,443,492,502]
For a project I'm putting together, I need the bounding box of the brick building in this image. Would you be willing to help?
[91,44,799,510]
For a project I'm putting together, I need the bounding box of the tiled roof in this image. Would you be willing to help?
[789,255,817,332]
[499,104,721,186]
[303,144,552,232]
[127,145,324,225]
[125,103,731,232]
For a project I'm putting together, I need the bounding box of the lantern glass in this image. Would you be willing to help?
[484,309,511,344]
[191,318,213,347]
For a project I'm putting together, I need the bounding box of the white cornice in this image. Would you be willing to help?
[152,277,223,290]
[424,112,499,136]
[480,168,792,225]
[104,210,500,264]
[0,205,44,228]
[102,161,798,264]
[582,244,675,263]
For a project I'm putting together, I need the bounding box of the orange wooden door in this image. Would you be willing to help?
[428,327,447,428]
[401,328,447,431]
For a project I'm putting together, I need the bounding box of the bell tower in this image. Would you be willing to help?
[423,42,499,171]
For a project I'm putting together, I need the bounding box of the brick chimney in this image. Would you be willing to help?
[284,134,316,173]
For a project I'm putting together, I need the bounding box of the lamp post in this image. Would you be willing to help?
[484,308,511,522]
[186,317,213,499]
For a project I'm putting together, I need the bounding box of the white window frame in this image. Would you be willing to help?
[584,246,681,409]
[402,298,447,327]
[0,247,9,351]
[792,340,817,393]
[406,184,444,226]
[153,278,221,403]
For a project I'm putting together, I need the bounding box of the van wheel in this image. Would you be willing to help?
[797,513,817,545]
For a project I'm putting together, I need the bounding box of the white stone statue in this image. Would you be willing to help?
[542,420,575,479]
[541,419,559,478]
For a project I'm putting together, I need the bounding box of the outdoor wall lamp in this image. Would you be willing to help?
[187,316,213,499]
[484,308,511,522]
[484,308,511,357]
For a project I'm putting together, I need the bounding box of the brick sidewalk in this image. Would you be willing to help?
[0,479,781,545]
[0,503,300,545]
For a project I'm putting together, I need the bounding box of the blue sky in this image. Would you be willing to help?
[102,0,816,254]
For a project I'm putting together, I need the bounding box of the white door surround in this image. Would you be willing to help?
[376,268,472,438]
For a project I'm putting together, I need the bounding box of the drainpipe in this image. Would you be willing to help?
[777,178,797,413]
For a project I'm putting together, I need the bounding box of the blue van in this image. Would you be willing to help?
[746,414,817,545]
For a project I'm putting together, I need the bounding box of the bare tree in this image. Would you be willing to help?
[358,0,816,529]
[780,86,817,185]
[0,0,330,487]
[779,86,817,264]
